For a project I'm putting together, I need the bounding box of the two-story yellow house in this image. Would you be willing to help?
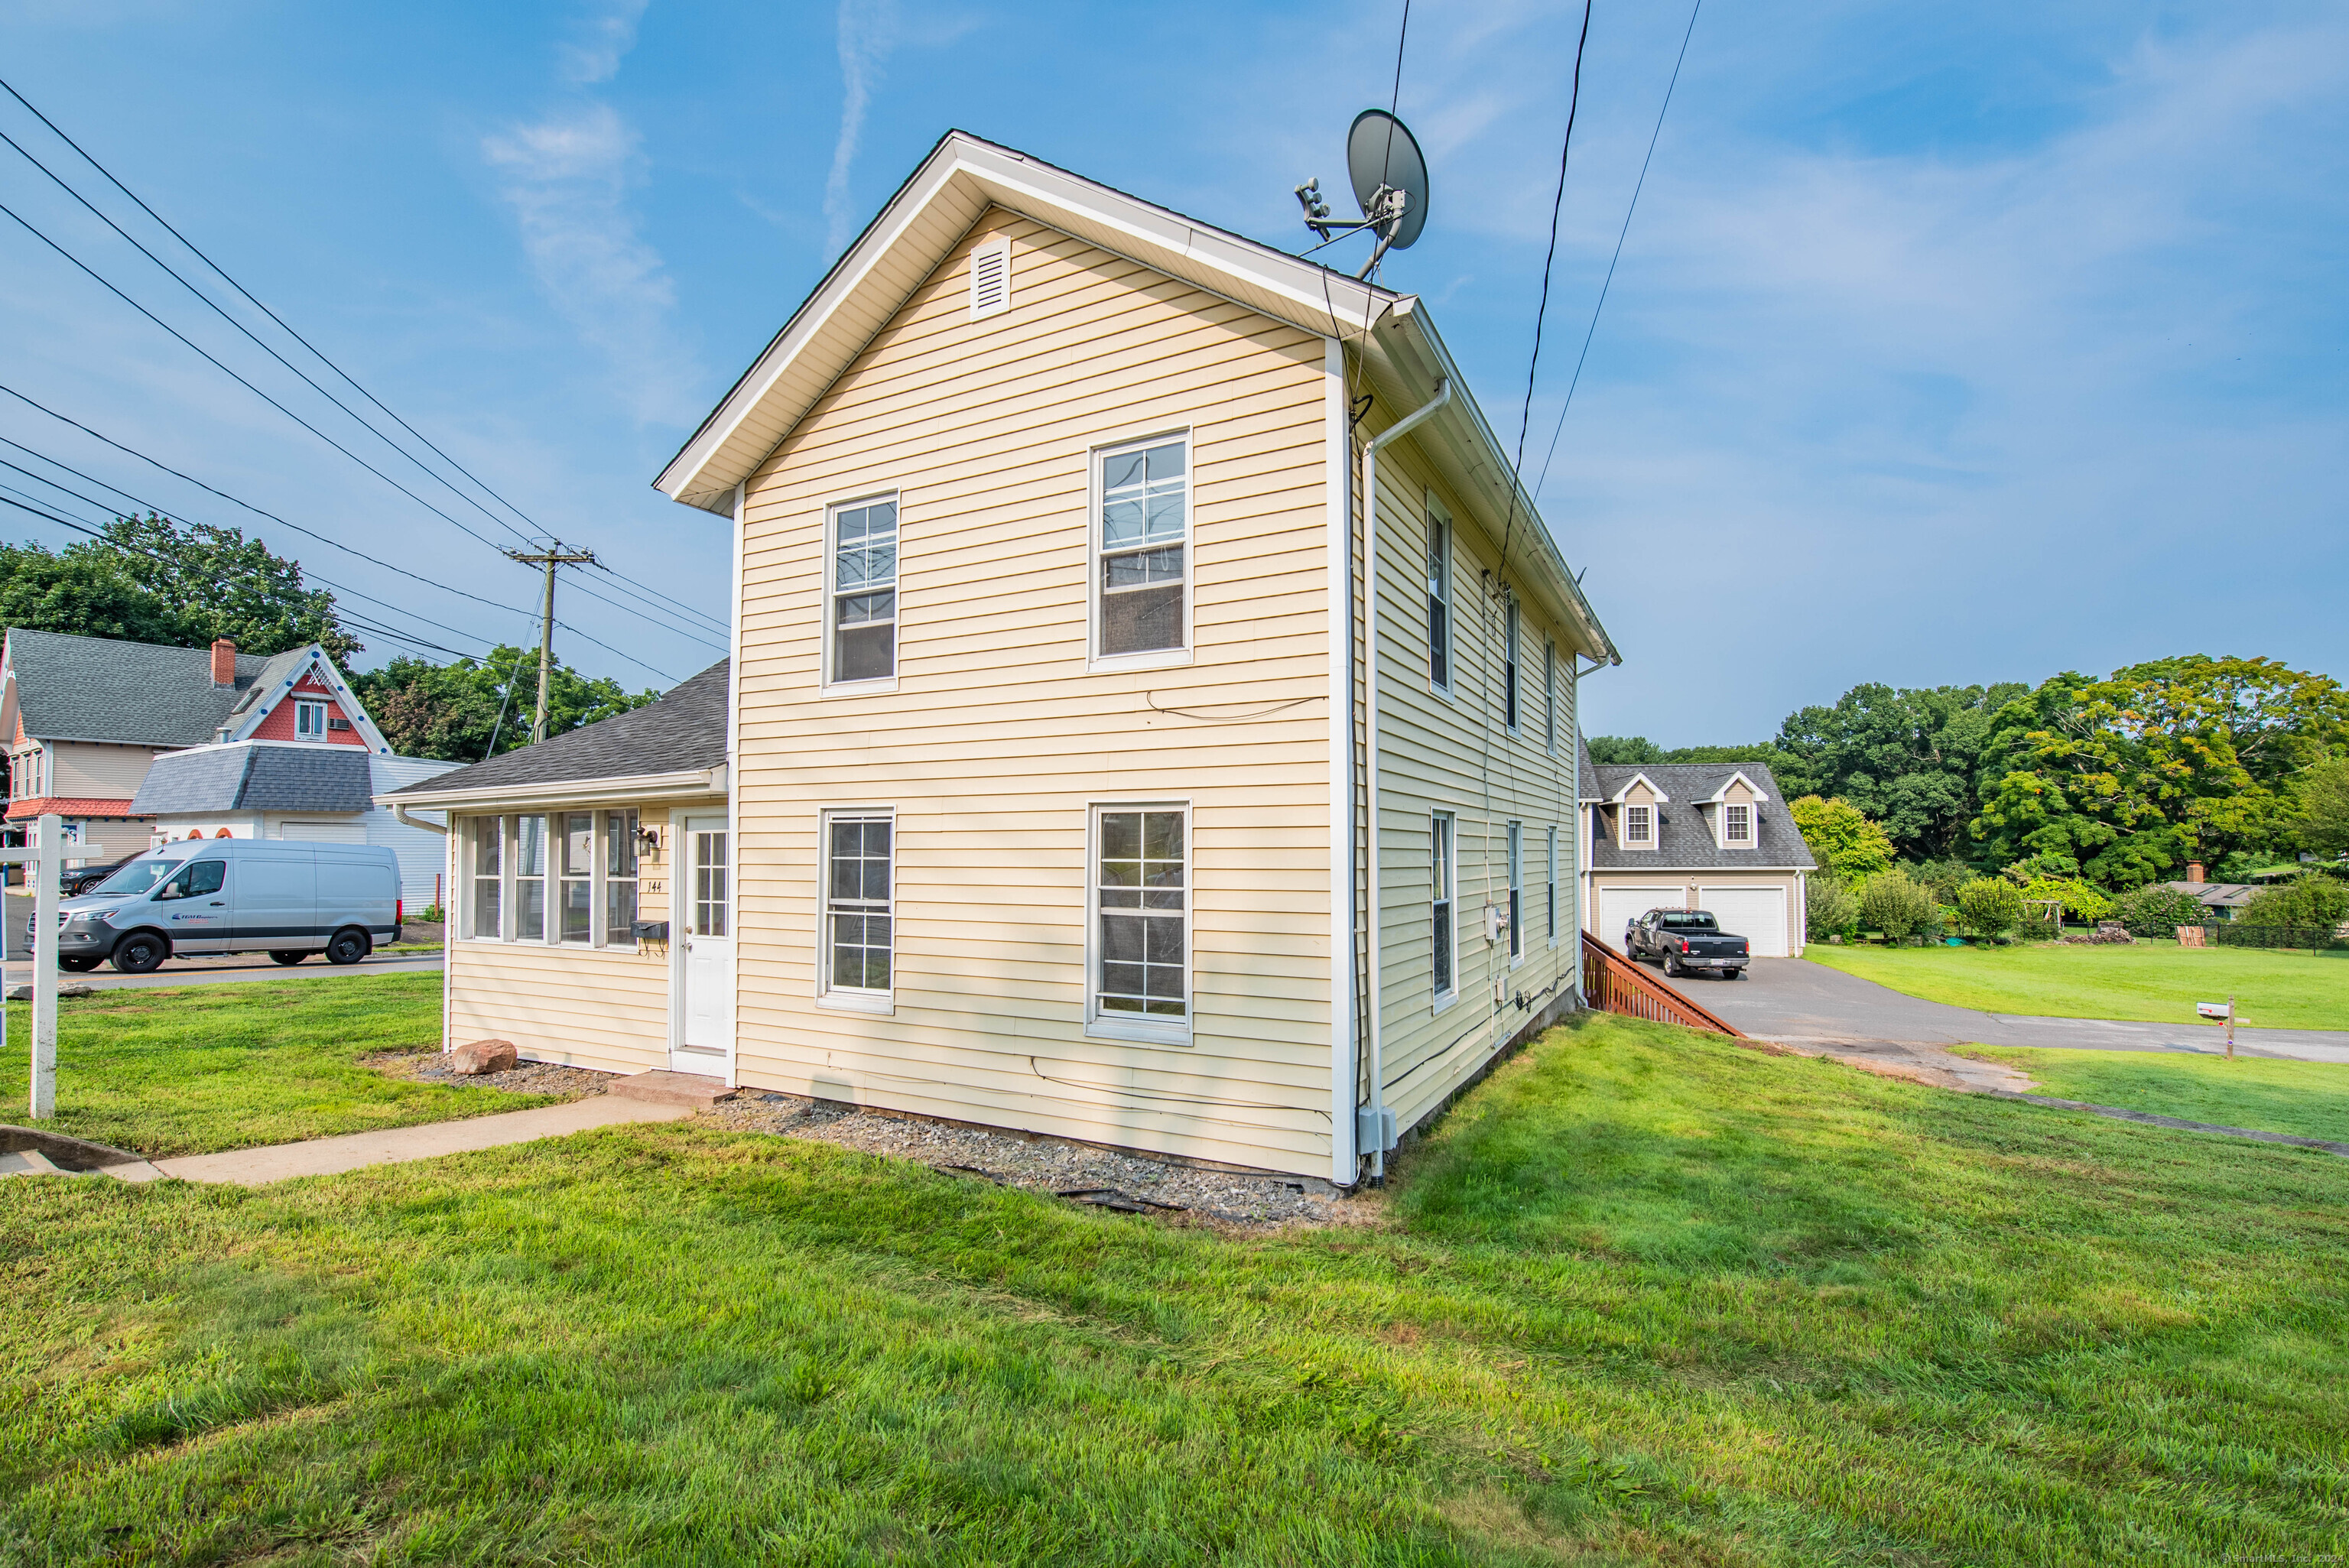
[392,132,1617,1187]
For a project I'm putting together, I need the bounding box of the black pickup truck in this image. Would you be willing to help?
[1626,909,1750,980]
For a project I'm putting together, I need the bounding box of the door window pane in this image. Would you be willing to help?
[825,815,893,993]
[1097,808,1186,1020]
[694,829,728,938]
[515,815,547,940]
[1098,440,1187,656]
[831,499,898,683]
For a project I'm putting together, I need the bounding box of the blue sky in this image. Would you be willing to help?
[2,0,2341,742]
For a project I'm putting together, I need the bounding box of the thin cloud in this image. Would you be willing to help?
[824,0,899,259]
[483,103,700,424]
[558,0,651,86]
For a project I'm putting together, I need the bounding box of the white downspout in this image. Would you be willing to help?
[1569,654,1616,1003]
[1362,377,1449,1184]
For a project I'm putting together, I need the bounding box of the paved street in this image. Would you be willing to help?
[1662,956,2349,1065]
[3,951,442,992]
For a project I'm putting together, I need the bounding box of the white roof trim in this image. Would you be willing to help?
[1608,774,1670,805]
[380,766,729,810]
[221,647,393,755]
[1704,771,1772,804]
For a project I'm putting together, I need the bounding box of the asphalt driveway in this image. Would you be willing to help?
[1667,957,2349,1066]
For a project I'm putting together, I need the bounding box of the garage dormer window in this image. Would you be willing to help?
[294,700,330,740]
[1623,803,1653,847]
[1723,802,1753,847]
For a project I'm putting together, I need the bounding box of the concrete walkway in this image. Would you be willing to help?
[98,1096,690,1186]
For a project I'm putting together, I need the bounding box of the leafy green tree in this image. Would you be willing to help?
[1956,878,2023,939]
[0,515,350,658]
[2016,875,2113,925]
[2108,883,2205,939]
[1586,736,1788,767]
[1972,657,2349,889]
[353,645,660,762]
[2239,875,2349,933]
[1772,681,2029,861]
[1857,870,1937,940]
[2295,758,2349,859]
[1789,795,1896,884]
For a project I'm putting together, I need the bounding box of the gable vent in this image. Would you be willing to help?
[968,235,1011,320]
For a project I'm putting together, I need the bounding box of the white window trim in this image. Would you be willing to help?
[1426,497,1457,702]
[1503,596,1522,735]
[968,233,1012,320]
[1719,800,1756,850]
[1621,803,1656,850]
[460,810,646,950]
[1084,798,1193,1045]
[294,698,330,741]
[1506,820,1525,966]
[1543,639,1557,755]
[820,491,902,696]
[1087,430,1195,674]
[817,806,897,1014]
[1431,810,1457,1012]
[1546,825,1559,946]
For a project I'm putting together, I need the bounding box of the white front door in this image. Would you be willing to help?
[677,814,734,1071]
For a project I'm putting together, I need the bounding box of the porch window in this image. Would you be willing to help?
[1092,804,1188,1036]
[559,813,593,943]
[824,812,894,999]
[1096,437,1187,659]
[515,815,547,940]
[604,810,638,945]
[828,496,898,685]
[470,817,502,939]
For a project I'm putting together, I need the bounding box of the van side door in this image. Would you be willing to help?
[154,858,232,952]
[233,849,318,952]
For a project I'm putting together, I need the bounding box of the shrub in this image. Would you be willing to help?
[2240,875,2349,932]
[1806,874,1858,941]
[1909,858,1977,909]
[418,903,446,925]
[2109,884,2205,939]
[1956,878,2024,938]
[1858,870,1938,941]
[2017,875,2113,924]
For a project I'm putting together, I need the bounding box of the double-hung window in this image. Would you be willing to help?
[828,496,898,685]
[823,812,894,1003]
[1096,436,1187,660]
[294,700,329,740]
[1092,804,1187,1036]
[604,810,638,943]
[1546,826,1558,943]
[1724,802,1753,847]
[471,819,502,938]
[1431,812,1455,1002]
[1427,515,1451,690]
[1503,599,1520,731]
[1506,821,1523,962]
[1544,640,1557,754]
[1623,804,1653,847]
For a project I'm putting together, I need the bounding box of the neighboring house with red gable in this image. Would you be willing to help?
[0,629,456,897]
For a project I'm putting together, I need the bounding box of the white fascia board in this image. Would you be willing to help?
[655,131,1395,515]
[221,647,393,754]
[1705,771,1772,803]
[1608,773,1669,804]
[379,767,727,810]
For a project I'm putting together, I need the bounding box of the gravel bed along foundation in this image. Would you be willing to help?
[701,1092,1361,1230]
[370,1052,613,1099]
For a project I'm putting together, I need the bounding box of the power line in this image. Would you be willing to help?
[1533,0,1704,502]
[557,565,729,653]
[590,560,731,636]
[1495,0,1594,590]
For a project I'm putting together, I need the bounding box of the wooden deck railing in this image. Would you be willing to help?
[1579,931,1746,1037]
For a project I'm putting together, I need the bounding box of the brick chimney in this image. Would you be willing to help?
[2186,860,2205,885]
[210,638,236,688]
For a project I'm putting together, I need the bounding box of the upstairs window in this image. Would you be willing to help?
[1427,515,1451,690]
[1723,802,1753,847]
[1544,640,1557,754]
[1623,804,1653,846]
[294,699,329,739]
[1096,437,1187,660]
[829,497,898,685]
[1503,598,1520,731]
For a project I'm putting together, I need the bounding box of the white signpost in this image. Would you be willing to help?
[5,813,109,1120]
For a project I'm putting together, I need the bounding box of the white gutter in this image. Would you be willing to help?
[1361,375,1450,1186]
[377,765,727,812]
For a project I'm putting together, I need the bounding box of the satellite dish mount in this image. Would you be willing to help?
[1296,109,1430,280]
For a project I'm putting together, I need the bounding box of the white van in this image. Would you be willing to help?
[38,839,404,974]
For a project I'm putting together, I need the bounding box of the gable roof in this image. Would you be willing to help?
[0,629,390,752]
[1607,771,1669,805]
[130,742,374,816]
[653,129,1616,667]
[386,661,729,803]
[1584,761,1817,872]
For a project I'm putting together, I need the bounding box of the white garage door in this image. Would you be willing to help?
[1700,885,1789,957]
[1597,888,1673,953]
[278,820,367,845]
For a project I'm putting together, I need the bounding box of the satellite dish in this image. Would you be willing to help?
[1346,109,1429,252]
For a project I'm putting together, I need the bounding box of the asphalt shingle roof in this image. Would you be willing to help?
[5,628,275,746]
[1584,759,1816,871]
[130,742,373,815]
[389,661,729,796]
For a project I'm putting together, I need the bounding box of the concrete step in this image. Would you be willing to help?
[607,1070,736,1109]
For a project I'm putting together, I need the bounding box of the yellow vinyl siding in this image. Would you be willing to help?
[48,741,161,800]
[1363,430,1580,1136]
[733,210,1337,1177]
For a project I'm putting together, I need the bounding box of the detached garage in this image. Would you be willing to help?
[1577,741,1815,959]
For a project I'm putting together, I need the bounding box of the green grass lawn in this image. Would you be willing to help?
[1967,1045,2349,1143]
[1807,939,2349,1031]
[6,1015,2347,1564]
[0,973,558,1157]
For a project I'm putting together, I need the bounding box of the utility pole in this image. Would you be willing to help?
[505,544,598,744]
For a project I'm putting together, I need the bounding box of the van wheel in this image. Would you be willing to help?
[111,932,167,974]
[269,951,309,966]
[324,928,370,966]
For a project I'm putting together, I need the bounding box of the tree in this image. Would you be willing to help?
[1586,736,1787,767]
[1789,795,1896,884]
[2295,758,2349,859]
[1857,870,1938,940]
[2108,883,2204,939]
[0,514,353,659]
[2239,875,2349,933]
[1772,681,2029,861]
[352,645,661,762]
[1956,878,2022,939]
[1805,873,1857,941]
[1972,657,2349,889]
